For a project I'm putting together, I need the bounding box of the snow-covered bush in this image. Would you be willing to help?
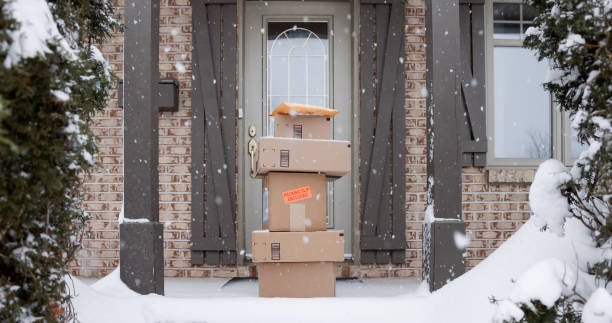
[494,258,582,323]
[582,288,612,323]
[528,160,572,236]
[0,0,119,321]
[495,0,611,321]
[523,0,611,245]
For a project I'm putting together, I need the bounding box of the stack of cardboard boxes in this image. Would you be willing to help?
[252,103,351,297]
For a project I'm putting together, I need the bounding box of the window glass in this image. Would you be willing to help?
[522,5,537,21]
[522,5,537,34]
[493,3,537,39]
[493,47,552,159]
[493,3,520,20]
[493,3,520,39]
[267,22,329,115]
[494,23,521,39]
[570,126,589,159]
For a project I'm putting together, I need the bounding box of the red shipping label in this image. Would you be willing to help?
[282,186,312,204]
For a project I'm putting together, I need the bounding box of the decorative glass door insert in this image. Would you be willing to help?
[266,21,330,133]
[267,21,329,108]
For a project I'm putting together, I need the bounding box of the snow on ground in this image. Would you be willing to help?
[72,274,431,323]
[72,217,602,323]
[430,217,602,323]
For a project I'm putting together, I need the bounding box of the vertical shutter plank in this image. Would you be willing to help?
[375,5,389,92]
[374,4,391,264]
[190,0,207,265]
[470,3,487,166]
[204,4,222,265]
[458,3,474,167]
[391,50,406,264]
[359,4,376,264]
[221,4,237,264]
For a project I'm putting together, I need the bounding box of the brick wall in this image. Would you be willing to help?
[72,0,533,278]
[462,168,534,269]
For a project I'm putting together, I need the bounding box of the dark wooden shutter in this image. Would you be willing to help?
[458,0,487,167]
[190,0,237,265]
[359,0,406,264]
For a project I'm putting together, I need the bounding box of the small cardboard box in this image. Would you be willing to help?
[251,230,344,263]
[255,137,351,178]
[258,262,335,297]
[274,114,331,140]
[263,173,326,232]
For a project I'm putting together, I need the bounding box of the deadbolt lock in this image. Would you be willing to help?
[248,125,256,137]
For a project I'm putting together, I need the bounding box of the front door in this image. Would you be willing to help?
[243,1,353,256]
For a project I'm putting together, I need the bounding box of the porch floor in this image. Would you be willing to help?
[79,276,421,298]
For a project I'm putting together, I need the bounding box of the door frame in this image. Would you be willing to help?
[236,0,362,264]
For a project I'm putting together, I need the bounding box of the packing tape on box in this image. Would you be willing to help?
[262,187,269,224]
[289,203,306,231]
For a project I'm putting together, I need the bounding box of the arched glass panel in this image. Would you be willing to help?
[266,21,329,117]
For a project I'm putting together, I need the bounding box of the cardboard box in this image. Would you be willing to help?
[258,262,335,297]
[251,230,344,262]
[263,173,326,232]
[274,114,331,140]
[255,137,351,178]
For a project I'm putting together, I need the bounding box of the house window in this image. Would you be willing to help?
[486,1,587,166]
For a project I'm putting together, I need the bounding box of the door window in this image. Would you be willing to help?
[267,22,330,113]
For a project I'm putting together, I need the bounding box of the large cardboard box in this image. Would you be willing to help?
[258,262,335,297]
[263,173,326,232]
[274,114,331,140]
[251,230,344,262]
[255,137,350,177]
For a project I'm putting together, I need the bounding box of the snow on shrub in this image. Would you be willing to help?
[508,258,577,310]
[529,160,571,236]
[582,288,612,323]
[493,258,579,323]
[581,288,612,323]
[2,0,75,67]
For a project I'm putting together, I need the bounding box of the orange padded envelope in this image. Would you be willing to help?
[269,102,339,117]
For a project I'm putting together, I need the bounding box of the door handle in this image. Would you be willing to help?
[248,125,257,178]
[248,138,257,178]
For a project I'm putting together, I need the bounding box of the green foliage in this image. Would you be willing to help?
[590,258,612,287]
[509,299,581,323]
[524,0,612,285]
[0,0,119,321]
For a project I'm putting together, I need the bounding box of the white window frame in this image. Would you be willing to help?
[485,0,578,167]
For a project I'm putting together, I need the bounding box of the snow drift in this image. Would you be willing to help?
[71,215,605,323]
